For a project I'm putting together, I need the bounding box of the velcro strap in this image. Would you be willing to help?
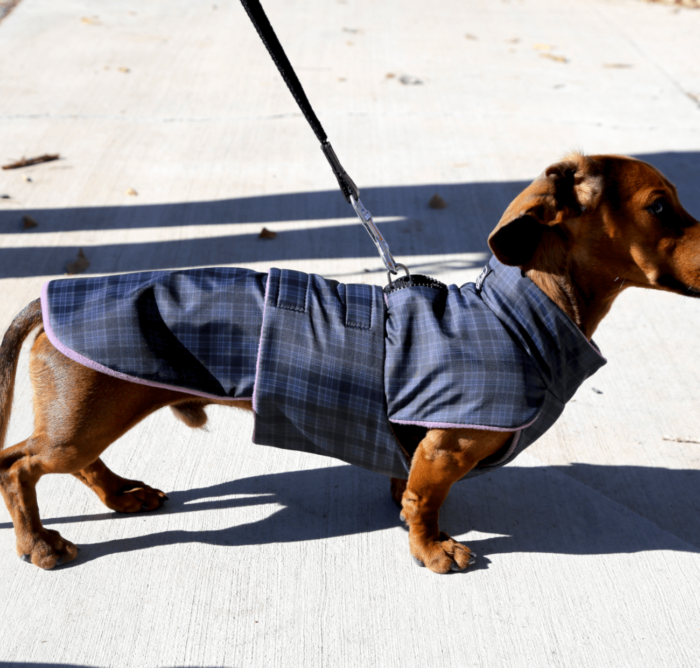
[343,283,373,330]
[275,269,309,312]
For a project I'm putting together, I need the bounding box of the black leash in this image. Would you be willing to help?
[239,0,407,278]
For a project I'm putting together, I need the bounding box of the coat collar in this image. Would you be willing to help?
[477,256,607,403]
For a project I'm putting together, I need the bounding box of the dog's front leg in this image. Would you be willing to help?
[400,428,512,573]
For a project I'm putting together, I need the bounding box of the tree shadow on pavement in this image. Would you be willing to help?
[0,180,518,279]
[1,151,696,280]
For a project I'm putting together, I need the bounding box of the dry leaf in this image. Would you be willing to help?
[533,43,553,51]
[22,215,38,229]
[540,53,568,63]
[259,227,277,239]
[125,188,138,196]
[399,74,423,85]
[428,194,447,210]
[66,249,90,275]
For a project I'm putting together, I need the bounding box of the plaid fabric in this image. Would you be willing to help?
[385,280,547,429]
[253,269,407,477]
[478,256,607,404]
[44,268,267,398]
[438,256,606,477]
[42,257,606,480]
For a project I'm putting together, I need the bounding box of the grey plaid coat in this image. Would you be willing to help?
[42,256,606,480]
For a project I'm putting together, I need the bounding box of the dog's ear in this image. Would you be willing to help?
[488,155,602,266]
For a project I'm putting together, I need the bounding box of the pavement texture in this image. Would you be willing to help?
[1,0,700,666]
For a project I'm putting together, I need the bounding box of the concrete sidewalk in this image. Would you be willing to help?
[1,0,699,666]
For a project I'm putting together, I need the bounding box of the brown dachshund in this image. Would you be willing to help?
[1,153,698,572]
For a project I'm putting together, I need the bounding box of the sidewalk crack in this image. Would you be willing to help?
[593,4,700,112]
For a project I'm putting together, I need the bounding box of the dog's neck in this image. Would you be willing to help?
[526,270,618,339]
[524,245,627,340]
[519,222,630,340]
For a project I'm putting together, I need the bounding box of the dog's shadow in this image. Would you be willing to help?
[3,461,697,567]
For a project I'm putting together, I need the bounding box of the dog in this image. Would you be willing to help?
[1,153,698,573]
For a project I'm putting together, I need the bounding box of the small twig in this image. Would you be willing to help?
[662,435,700,444]
[2,154,60,170]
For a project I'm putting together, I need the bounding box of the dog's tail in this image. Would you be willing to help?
[0,299,43,451]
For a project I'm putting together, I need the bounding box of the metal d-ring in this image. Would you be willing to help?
[386,263,410,285]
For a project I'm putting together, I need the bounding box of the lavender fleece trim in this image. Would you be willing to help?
[388,412,540,432]
[583,335,607,362]
[40,281,252,403]
[388,416,530,468]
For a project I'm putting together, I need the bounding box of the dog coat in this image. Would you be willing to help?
[41,256,606,480]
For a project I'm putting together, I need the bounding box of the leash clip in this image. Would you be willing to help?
[385,263,411,285]
[350,195,401,275]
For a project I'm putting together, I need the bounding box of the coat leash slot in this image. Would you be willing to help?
[238,0,407,277]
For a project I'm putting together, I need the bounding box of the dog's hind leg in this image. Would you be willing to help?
[0,424,161,568]
[72,458,168,513]
[0,331,179,568]
[0,435,83,568]
[73,398,250,513]
[400,428,513,574]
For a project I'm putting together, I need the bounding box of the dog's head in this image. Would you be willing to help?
[488,153,700,297]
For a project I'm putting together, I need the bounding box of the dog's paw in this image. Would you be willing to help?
[107,482,168,513]
[18,528,79,570]
[410,532,476,574]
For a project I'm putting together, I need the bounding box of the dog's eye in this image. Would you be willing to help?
[648,200,664,215]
